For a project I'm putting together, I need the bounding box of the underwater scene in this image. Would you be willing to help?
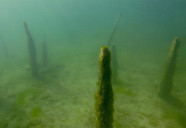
[0,0,186,128]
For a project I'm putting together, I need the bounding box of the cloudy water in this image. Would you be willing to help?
[0,0,186,128]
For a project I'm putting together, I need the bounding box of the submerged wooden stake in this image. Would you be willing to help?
[42,37,48,67]
[159,37,180,99]
[23,22,38,77]
[112,45,118,82]
[95,46,114,128]
[107,13,121,47]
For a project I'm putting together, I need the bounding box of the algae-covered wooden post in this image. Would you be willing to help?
[42,36,48,67]
[159,37,180,100]
[95,46,114,128]
[23,22,38,77]
[112,45,118,82]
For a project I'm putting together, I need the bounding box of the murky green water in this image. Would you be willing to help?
[0,0,186,128]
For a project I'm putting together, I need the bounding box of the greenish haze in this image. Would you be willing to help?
[111,45,118,83]
[0,0,186,128]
